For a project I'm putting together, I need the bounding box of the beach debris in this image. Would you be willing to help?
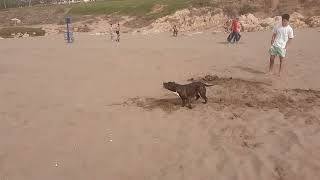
[89,32,107,36]
[106,130,113,142]
[11,18,21,26]
[203,75,219,81]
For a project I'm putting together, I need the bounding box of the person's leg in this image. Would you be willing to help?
[235,32,239,44]
[233,32,239,43]
[279,56,285,76]
[228,32,234,43]
[236,32,241,43]
[231,32,236,43]
[268,45,278,74]
[117,33,120,42]
[269,55,276,74]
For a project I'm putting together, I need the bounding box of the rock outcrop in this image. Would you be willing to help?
[141,8,228,34]
[141,9,316,34]
[307,16,320,27]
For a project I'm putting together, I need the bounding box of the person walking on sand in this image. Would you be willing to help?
[109,23,114,41]
[227,17,241,44]
[268,14,294,76]
[172,25,178,37]
[115,23,120,42]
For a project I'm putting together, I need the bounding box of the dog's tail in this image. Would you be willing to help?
[201,82,215,87]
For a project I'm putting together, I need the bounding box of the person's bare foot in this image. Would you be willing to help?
[266,71,274,76]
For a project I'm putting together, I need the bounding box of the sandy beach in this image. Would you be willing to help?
[1,29,320,180]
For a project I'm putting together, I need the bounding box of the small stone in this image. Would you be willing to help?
[245,102,254,107]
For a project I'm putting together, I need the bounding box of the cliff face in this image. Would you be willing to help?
[211,0,319,16]
[141,8,320,34]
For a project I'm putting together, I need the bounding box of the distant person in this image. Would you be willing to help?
[227,17,241,43]
[115,23,120,42]
[268,14,294,76]
[109,23,114,41]
[173,25,178,37]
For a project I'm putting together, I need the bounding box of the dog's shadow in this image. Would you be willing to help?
[218,41,245,45]
[108,97,184,113]
[131,97,209,112]
[130,97,182,113]
[218,41,229,45]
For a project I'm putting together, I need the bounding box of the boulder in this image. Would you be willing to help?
[307,16,320,27]
[22,33,30,38]
[290,12,308,28]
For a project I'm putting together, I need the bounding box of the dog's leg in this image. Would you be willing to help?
[186,98,192,109]
[195,94,200,100]
[202,96,208,104]
[199,87,208,104]
[181,98,186,107]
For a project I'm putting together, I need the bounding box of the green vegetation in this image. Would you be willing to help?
[0,0,34,9]
[0,27,45,38]
[69,0,191,17]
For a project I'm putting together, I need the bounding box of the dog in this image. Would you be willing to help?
[163,81,214,109]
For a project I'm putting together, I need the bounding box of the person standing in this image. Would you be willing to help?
[227,17,241,43]
[268,14,294,76]
[109,23,114,41]
[173,25,178,37]
[115,23,120,42]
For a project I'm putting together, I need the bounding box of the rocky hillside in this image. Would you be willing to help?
[0,0,320,36]
[139,8,320,34]
[0,0,319,26]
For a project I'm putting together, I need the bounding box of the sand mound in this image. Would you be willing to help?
[114,76,320,119]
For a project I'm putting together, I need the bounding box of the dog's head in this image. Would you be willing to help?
[163,82,177,92]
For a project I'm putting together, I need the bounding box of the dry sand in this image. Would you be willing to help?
[0,29,320,180]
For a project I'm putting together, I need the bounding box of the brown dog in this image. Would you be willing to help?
[163,81,214,109]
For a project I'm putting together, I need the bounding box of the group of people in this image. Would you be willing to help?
[109,23,121,42]
[170,17,242,43]
[225,14,293,76]
[108,13,293,77]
